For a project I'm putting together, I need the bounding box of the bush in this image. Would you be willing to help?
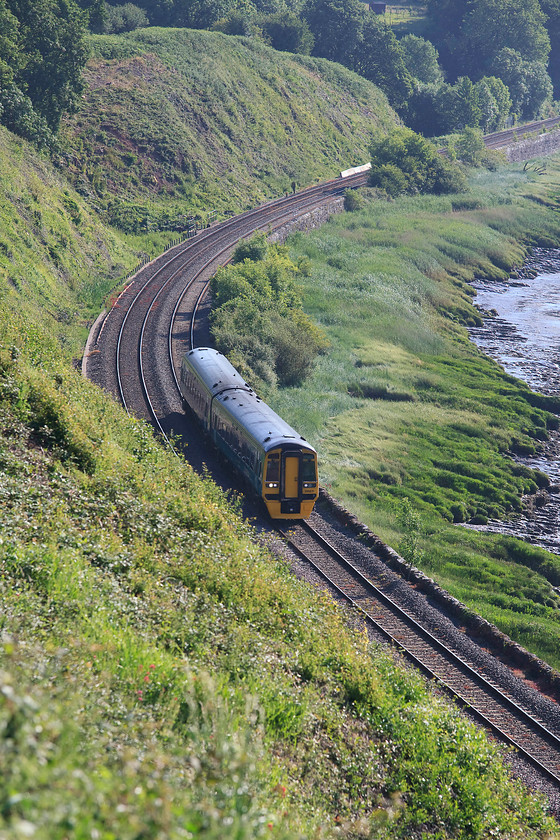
[343,188,364,211]
[211,236,328,388]
[369,128,466,197]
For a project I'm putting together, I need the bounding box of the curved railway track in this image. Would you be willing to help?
[85,157,560,803]
[86,172,366,440]
[484,115,560,149]
[280,517,560,787]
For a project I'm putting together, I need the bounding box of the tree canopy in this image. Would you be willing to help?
[0,0,89,144]
[427,0,550,78]
[303,0,413,109]
[368,127,466,196]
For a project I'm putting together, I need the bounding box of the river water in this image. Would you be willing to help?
[467,248,560,554]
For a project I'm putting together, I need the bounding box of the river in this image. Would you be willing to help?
[467,248,560,554]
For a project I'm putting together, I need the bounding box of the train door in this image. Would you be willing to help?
[281,451,301,515]
[283,453,300,499]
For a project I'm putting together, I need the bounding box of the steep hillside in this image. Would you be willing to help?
[60,28,397,230]
[0,28,558,840]
[0,128,138,363]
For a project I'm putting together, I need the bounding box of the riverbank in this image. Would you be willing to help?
[468,247,560,554]
[271,156,560,669]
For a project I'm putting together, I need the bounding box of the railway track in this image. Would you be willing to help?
[484,115,560,149]
[85,171,366,439]
[280,517,560,786]
[85,155,560,801]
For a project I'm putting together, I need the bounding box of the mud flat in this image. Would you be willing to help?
[468,248,560,553]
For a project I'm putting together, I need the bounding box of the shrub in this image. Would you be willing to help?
[211,236,328,388]
[369,128,466,197]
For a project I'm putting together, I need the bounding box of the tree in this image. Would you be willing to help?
[259,11,314,54]
[491,47,552,118]
[455,126,486,164]
[351,15,413,109]
[103,3,148,32]
[425,0,467,76]
[303,0,362,66]
[304,0,413,109]
[76,0,105,31]
[446,75,481,129]
[6,0,89,131]
[473,76,511,132]
[400,34,443,85]
[369,127,466,195]
[540,0,560,95]
[405,84,450,136]
[426,0,550,82]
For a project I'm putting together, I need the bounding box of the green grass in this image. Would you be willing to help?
[59,28,397,231]
[275,156,560,670]
[2,342,556,838]
[0,32,559,837]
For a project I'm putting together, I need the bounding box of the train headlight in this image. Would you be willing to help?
[266,482,279,489]
[303,482,316,488]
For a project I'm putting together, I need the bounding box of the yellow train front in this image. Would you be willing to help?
[179,348,319,519]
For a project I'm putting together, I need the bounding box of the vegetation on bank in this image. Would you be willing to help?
[271,154,560,670]
[211,234,328,388]
[0,261,557,840]
[59,28,397,233]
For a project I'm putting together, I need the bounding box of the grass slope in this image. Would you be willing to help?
[60,28,397,228]
[0,31,558,838]
[276,160,560,669]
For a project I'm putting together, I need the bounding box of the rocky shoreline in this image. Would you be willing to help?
[468,247,560,554]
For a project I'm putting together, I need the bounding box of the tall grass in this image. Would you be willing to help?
[281,156,560,669]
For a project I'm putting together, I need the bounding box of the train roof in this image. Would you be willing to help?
[183,347,252,397]
[184,348,315,453]
[214,388,315,453]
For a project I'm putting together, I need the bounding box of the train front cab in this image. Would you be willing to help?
[262,446,318,518]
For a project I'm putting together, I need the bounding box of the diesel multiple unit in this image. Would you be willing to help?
[180,348,318,518]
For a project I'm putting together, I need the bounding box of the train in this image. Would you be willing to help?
[179,348,319,519]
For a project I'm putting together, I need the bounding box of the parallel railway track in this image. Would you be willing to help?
[280,518,560,786]
[484,115,560,149]
[85,149,560,799]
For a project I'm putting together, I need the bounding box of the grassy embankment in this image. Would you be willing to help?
[1,26,558,839]
[60,28,396,232]
[267,157,560,670]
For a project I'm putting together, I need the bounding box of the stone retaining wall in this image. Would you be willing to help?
[268,197,344,243]
[504,128,560,162]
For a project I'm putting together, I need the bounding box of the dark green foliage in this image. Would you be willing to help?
[368,127,466,196]
[426,0,552,120]
[406,76,512,136]
[491,48,553,119]
[103,2,148,33]
[427,0,550,78]
[0,0,89,142]
[259,10,314,54]
[6,0,89,130]
[540,0,560,95]
[400,33,443,85]
[76,0,106,31]
[303,0,413,108]
[232,232,268,263]
[211,236,328,387]
[343,187,364,211]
